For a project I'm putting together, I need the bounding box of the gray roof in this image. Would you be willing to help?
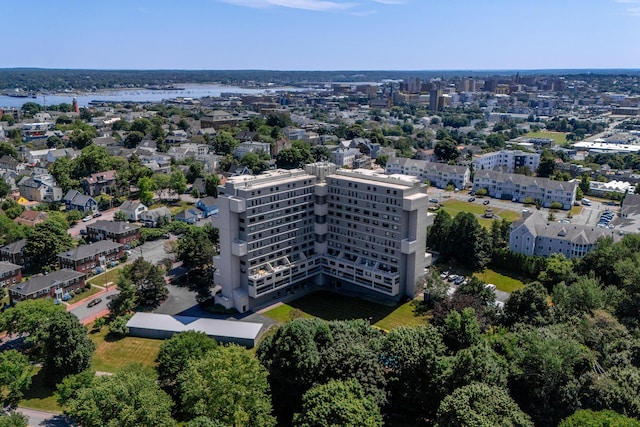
[197,196,217,208]
[386,157,469,175]
[64,189,95,206]
[0,239,26,254]
[58,240,123,262]
[142,206,171,219]
[0,261,21,275]
[475,170,577,192]
[126,312,263,341]
[9,269,85,297]
[517,212,622,245]
[120,200,146,211]
[175,209,198,220]
[87,220,140,234]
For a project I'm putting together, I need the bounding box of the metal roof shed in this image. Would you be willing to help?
[126,312,263,348]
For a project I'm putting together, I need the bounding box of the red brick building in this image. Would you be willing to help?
[8,269,85,303]
[86,220,140,245]
[0,261,22,288]
[58,240,123,273]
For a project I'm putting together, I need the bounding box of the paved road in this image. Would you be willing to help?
[69,288,119,322]
[16,407,74,427]
[67,207,118,238]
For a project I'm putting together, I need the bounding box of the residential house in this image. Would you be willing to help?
[174,208,199,224]
[0,261,22,288]
[8,269,86,303]
[18,174,63,202]
[14,210,48,226]
[473,170,577,210]
[0,239,29,268]
[385,158,471,190]
[192,177,206,195]
[200,110,241,130]
[64,190,98,213]
[47,148,80,164]
[0,155,21,171]
[58,240,123,273]
[82,170,117,196]
[233,141,271,159]
[140,206,172,228]
[196,197,218,218]
[510,211,621,258]
[86,221,141,245]
[165,130,188,145]
[119,200,147,222]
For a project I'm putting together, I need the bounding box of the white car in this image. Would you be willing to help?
[82,215,93,222]
[485,283,496,291]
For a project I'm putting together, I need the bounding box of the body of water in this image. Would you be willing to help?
[0,83,301,109]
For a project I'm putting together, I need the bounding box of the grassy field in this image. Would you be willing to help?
[473,268,526,293]
[441,200,522,229]
[262,291,428,331]
[66,284,103,304]
[90,325,163,372]
[20,367,62,413]
[527,130,567,145]
[89,267,123,287]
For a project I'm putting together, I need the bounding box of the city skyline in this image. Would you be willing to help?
[3,0,640,71]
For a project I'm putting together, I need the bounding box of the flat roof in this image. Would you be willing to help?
[126,313,263,340]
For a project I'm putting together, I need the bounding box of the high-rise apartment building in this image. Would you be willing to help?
[213,164,431,313]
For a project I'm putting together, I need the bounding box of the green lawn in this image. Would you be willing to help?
[90,325,163,373]
[473,268,526,293]
[527,130,567,145]
[441,200,522,229]
[66,284,103,304]
[89,267,123,287]
[20,367,62,413]
[262,291,428,331]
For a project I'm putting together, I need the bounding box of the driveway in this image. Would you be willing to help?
[67,207,118,238]
[16,407,75,427]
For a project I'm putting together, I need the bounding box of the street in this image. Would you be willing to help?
[15,407,74,427]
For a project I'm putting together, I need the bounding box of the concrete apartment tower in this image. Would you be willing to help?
[213,164,431,313]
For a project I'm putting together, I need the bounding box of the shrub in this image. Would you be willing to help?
[108,315,130,338]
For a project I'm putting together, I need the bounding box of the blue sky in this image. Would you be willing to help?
[3,0,640,70]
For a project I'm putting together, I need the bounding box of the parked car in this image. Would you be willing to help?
[80,229,87,235]
[485,284,496,291]
[483,200,490,205]
[93,212,102,218]
[468,197,476,202]
[61,293,72,301]
[82,215,93,222]
[429,198,439,203]
[87,298,102,308]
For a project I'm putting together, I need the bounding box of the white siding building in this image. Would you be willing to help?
[473,150,540,174]
[385,157,470,190]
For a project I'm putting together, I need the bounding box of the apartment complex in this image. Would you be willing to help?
[473,170,577,209]
[510,211,621,258]
[385,158,470,190]
[213,164,431,313]
[472,150,541,174]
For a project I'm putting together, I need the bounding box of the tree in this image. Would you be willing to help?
[176,227,215,272]
[0,299,64,346]
[212,130,239,155]
[137,176,156,207]
[0,350,33,406]
[63,364,174,427]
[293,379,383,427]
[441,308,481,353]
[538,252,575,290]
[276,144,313,169]
[579,174,591,195]
[170,168,187,195]
[446,343,509,393]
[436,383,534,427]
[185,417,225,427]
[204,174,220,197]
[241,152,269,174]
[124,131,144,148]
[42,310,95,386]
[450,212,491,269]
[427,210,453,255]
[502,282,551,327]
[559,409,640,427]
[177,345,276,427]
[186,163,205,183]
[0,180,9,199]
[536,149,557,178]
[381,325,447,418]
[311,145,331,162]
[156,331,217,400]
[434,137,460,162]
[124,257,168,307]
[374,153,389,168]
[0,413,28,427]
[24,219,74,269]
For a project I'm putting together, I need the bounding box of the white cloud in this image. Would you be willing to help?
[222,0,356,11]
[626,6,640,15]
[370,0,404,4]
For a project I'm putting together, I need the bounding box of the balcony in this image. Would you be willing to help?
[314,204,328,216]
[315,222,327,235]
[229,197,246,213]
[401,238,417,254]
[231,239,247,256]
